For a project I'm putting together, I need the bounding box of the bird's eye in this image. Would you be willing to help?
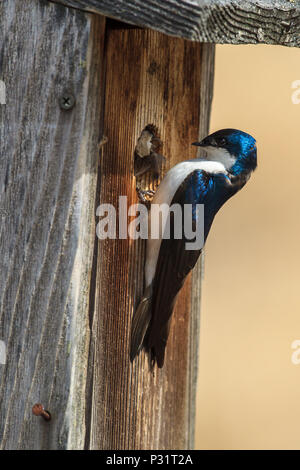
[219,137,227,146]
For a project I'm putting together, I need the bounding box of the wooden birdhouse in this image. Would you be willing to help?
[0,0,299,450]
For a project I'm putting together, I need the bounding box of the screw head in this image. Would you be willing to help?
[59,92,76,110]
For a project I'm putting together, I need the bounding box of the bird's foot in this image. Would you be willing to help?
[136,188,156,205]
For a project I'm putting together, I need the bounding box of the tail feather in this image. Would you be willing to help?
[149,336,167,368]
[148,317,172,368]
[130,285,152,362]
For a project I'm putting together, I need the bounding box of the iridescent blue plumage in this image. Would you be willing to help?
[183,168,242,242]
[197,128,257,175]
[227,131,257,175]
[184,170,211,221]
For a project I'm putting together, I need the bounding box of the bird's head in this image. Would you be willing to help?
[192,129,257,175]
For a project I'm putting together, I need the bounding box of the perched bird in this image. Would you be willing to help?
[130,128,257,368]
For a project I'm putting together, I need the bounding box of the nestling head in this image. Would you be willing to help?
[192,128,257,175]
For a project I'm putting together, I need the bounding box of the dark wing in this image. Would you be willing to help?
[146,169,216,367]
[146,169,248,367]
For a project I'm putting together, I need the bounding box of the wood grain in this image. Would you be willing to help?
[0,0,105,449]
[88,26,215,450]
[49,0,300,47]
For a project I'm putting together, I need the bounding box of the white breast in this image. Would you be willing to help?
[145,159,226,287]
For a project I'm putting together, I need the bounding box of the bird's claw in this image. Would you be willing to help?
[137,188,156,205]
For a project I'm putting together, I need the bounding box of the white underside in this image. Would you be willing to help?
[145,159,227,287]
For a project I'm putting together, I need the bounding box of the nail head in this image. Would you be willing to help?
[32,403,51,421]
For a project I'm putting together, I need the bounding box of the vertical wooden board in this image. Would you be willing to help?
[90,26,215,449]
[188,43,215,448]
[0,0,105,449]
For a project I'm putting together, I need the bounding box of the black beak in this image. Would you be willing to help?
[192,137,208,147]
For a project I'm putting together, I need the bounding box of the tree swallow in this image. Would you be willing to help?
[130,128,257,368]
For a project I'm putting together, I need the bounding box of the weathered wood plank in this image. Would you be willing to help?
[88,26,215,450]
[49,0,300,47]
[188,42,215,448]
[0,0,105,449]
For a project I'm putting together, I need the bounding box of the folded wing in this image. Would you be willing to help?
[147,169,216,367]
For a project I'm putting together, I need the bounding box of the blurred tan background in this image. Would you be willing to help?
[195,44,300,450]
